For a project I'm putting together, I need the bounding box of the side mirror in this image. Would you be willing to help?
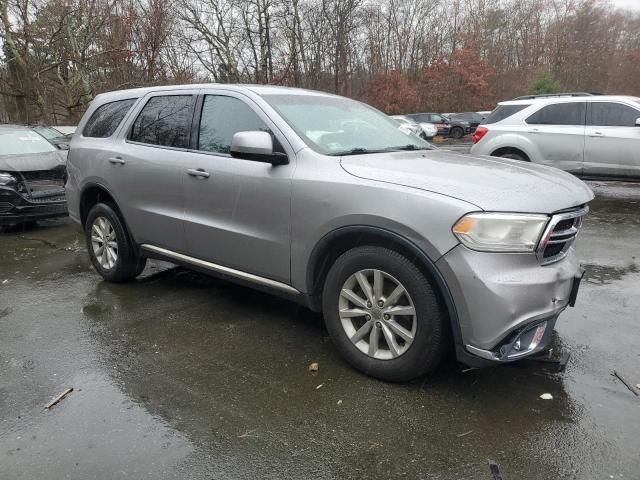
[636,118,640,127]
[57,143,70,150]
[230,131,288,165]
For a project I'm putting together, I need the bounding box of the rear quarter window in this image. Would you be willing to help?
[83,99,137,138]
[483,104,531,124]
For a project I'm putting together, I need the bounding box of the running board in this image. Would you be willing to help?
[140,244,300,295]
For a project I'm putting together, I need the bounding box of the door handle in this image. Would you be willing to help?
[187,168,210,179]
[108,156,125,165]
[528,128,540,134]
[588,131,604,138]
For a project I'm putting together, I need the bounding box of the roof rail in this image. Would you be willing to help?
[512,92,604,100]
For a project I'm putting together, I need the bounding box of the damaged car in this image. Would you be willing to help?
[0,125,68,226]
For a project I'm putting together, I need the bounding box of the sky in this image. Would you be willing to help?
[610,0,640,11]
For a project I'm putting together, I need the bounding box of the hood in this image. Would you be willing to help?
[340,150,594,213]
[0,151,66,173]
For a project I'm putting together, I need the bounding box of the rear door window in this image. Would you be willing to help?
[83,99,136,138]
[526,102,586,126]
[408,114,429,123]
[129,95,196,148]
[483,104,531,124]
[589,102,640,127]
[197,95,269,155]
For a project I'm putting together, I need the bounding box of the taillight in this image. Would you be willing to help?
[473,126,488,144]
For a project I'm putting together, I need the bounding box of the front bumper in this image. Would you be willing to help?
[436,244,583,364]
[0,186,68,225]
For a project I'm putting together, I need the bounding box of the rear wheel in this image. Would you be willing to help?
[85,203,146,282]
[449,126,464,139]
[322,246,448,382]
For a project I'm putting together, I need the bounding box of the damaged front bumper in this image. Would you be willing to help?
[436,244,584,366]
[0,185,68,226]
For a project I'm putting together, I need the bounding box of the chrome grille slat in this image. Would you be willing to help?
[537,206,588,265]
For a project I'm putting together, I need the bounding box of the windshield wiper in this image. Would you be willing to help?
[329,147,377,156]
[384,144,431,152]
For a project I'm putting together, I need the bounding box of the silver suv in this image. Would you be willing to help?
[471,93,640,179]
[67,85,594,381]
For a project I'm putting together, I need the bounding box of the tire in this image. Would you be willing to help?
[500,152,528,162]
[449,126,464,139]
[322,246,448,382]
[85,203,146,282]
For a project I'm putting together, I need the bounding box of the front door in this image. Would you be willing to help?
[182,92,294,284]
[584,101,640,178]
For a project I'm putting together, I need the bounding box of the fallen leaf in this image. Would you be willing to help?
[316,384,324,390]
[540,393,553,400]
[308,362,319,372]
[337,399,343,405]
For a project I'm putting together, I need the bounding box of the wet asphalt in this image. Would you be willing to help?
[1,181,639,480]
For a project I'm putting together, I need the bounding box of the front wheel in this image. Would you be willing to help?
[322,246,448,381]
[85,203,146,282]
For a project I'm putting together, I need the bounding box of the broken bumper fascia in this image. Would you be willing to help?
[436,244,583,365]
[0,186,68,225]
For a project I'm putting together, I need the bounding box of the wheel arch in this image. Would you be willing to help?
[79,183,138,245]
[490,146,531,161]
[305,225,463,347]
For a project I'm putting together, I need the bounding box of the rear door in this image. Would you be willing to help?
[584,101,640,178]
[524,102,586,174]
[182,90,295,283]
[114,90,198,251]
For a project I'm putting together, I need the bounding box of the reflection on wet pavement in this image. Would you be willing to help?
[1,181,639,479]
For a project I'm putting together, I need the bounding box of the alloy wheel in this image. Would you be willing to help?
[91,216,118,269]
[338,269,417,360]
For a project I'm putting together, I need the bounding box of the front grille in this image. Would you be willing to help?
[29,194,66,203]
[537,207,588,265]
[0,201,14,213]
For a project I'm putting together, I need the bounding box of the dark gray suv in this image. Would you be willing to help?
[67,85,594,381]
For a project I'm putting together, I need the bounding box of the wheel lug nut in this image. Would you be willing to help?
[366,301,372,308]
[375,321,382,328]
[378,300,384,307]
[384,314,390,320]
[365,314,371,320]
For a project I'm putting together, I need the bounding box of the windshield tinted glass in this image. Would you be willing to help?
[32,126,63,139]
[0,128,58,155]
[262,94,432,155]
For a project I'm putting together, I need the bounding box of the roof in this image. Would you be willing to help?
[499,95,640,106]
[92,83,341,103]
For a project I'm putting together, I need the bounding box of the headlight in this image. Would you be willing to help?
[452,213,549,252]
[0,173,17,186]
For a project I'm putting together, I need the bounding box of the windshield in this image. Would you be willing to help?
[0,128,58,155]
[32,125,63,140]
[262,94,433,155]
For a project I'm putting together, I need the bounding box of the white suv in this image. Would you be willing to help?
[470,93,640,179]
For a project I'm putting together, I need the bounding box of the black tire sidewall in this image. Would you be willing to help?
[322,246,446,382]
[85,203,140,282]
[502,153,527,162]
[450,127,464,139]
